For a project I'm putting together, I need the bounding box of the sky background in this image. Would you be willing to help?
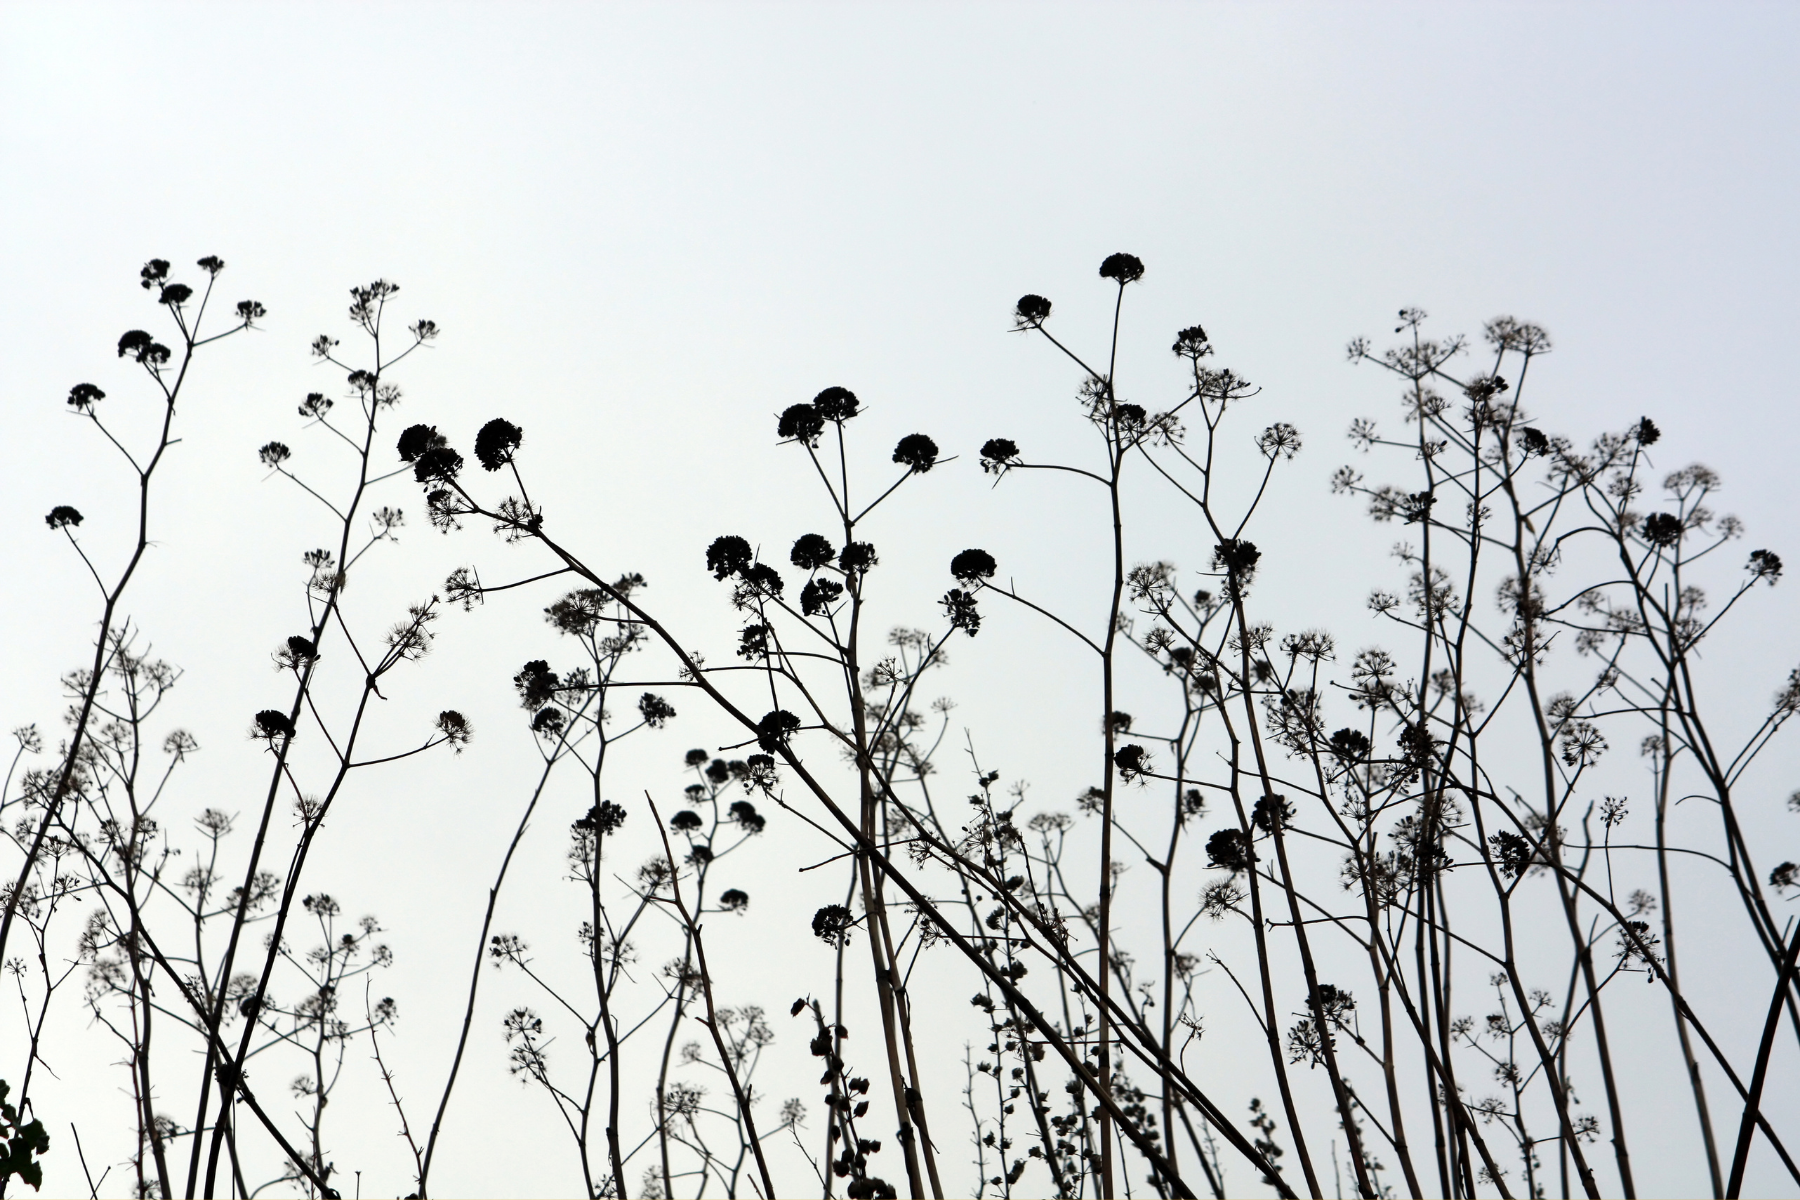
[4,3,1799,1197]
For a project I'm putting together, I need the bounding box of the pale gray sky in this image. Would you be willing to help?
[4,4,1798,1197]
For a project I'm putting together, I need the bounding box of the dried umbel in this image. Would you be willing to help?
[66,382,104,411]
[891,433,939,473]
[791,533,836,569]
[949,548,997,584]
[1098,252,1145,284]
[978,437,1020,473]
[474,418,523,471]
[1012,293,1052,328]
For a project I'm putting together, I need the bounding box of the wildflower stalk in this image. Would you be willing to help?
[1724,921,1800,1197]
[3,261,258,971]
[645,792,777,1200]
[418,752,565,1197]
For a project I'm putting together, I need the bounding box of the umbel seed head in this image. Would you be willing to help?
[1099,253,1145,284]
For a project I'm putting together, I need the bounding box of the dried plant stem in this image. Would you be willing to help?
[646,793,777,1200]
[1725,921,1800,1198]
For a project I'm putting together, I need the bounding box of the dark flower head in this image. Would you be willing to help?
[1212,538,1261,595]
[45,506,83,530]
[139,259,170,289]
[743,754,779,792]
[737,622,770,660]
[258,441,291,468]
[235,300,266,322]
[574,801,627,835]
[1749,549,1784,583]
[1172,326,1212,359]
[425,488,461,532]
[474,419,523,471]
[116,329,171,365]
[1115,403,1147,429]
[530,707,566,735]
[1518,427,1550,457]
[1328,728,1371,761]
[66,383,105,411]
[790,533,836,570]
[669,809,704,833]
[741,562,785,597]
[1113,743,1149,780]
[812,386,860,422]
[1490,830,1533,879]
[1399,490,1434,525]
[838,541,878,574]
[941,588,981,636]
[286,635,318,660]
[705,757,731,784]
[755,709,801,752]
[1485,316,1552,355]
[298,392,333,418]
[1099,253,1145,284]
[892,433,939,473]
[950,548,997,583]
[778,402,826,447]
[396,424,445,463]
[1463,374,1508,402]
[979,438,1019,474]
[253,709,296,740]
[1013,294,1052,327]
[513,660,559,709]
[196,256,225,275]
[812,903,854,946]
[637,692,676,728]
[1252,794,1294,832]
[471,415,522,471]
[729,798,765,833]
[801,577,844,616]
[436,710,473,750]
[719,888,749,911]
[1636,417,1661,446]
[414,445,464,485]
[1257,422,1302,460]
[158,283,194,306]
[687,843,714,865]
[706,535,754,580]
[1642,512,1683,548]
[684,748,711,768]
[1205,827,1254,872]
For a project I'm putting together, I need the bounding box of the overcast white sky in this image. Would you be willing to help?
[4,3,1799,1197]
